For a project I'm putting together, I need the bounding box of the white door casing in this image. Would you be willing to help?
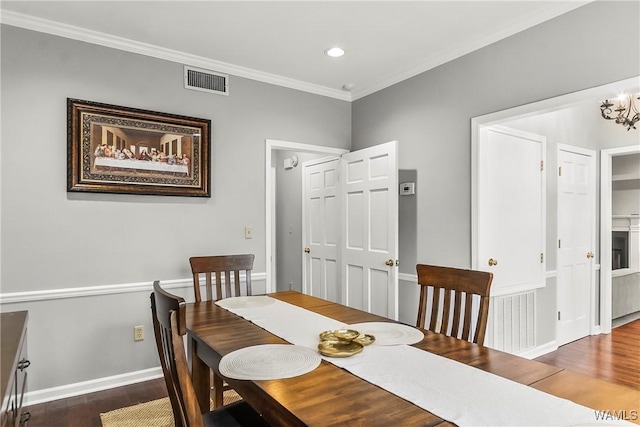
[557,144,596,345]
[302,158,340,302]
[476,126,546,296]
[341,141,399,320]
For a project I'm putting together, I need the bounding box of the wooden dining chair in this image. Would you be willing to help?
[415,264,493,346]
[189,254,255,407]
[150,281,269,427]
[190,254,255,302]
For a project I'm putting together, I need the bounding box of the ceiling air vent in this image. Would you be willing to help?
[184,66,228,96]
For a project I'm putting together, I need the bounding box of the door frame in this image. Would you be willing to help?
[556,143,597,343]
[600,144,640,334]
[472,76,638,337]
[265,139,348,293]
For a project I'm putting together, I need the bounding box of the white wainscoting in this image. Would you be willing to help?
[490,291,536,354]
[399,272,563,359]
[0,273,265,406]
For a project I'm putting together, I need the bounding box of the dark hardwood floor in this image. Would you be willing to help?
[26,378,168,427]
[25,319,640,426]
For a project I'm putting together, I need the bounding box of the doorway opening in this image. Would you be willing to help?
[265,139,348,294]
[601,147,640,332]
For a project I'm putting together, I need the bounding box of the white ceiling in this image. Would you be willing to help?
[1,1,591,101]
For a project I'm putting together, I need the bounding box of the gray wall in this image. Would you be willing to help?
[352,1,639,344]
[0,25,350,394]
[2,0,639,399]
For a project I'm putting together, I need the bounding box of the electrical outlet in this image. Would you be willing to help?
[134,325,144,341]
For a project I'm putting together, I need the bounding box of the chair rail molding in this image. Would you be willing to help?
[0,273,266,304]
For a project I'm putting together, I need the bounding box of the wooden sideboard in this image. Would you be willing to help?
[1,311,30,427]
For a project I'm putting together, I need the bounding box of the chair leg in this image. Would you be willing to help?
[213,372,224,408]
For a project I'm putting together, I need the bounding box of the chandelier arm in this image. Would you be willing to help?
[600,100,615,120]
[599,94,639,131]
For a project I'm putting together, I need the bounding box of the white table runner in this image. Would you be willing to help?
[216,296,633,426]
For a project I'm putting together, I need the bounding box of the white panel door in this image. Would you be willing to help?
[341,141,399,320]
[302,158,340,302]
[477,126,546,295]
[557,145,595,345]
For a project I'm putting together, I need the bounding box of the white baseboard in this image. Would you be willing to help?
[515,341,558,360]
[24,367,163,406]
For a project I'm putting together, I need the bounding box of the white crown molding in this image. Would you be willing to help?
[0,10,352,102]
[0,273,267,304]
[351,1,591,101]
[3,2,590,103]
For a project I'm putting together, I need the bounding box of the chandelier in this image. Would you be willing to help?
[600,93,640,131]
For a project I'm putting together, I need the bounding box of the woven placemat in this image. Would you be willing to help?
[220,344,321,380]
[100,390,241,427]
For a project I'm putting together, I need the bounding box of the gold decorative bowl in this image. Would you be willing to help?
[318,340,364,357]
[333,329,360,341]
[320,329,359,342]
[353,333,375,346]
[319,330,376,346]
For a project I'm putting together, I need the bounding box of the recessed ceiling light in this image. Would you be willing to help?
[325,47,345,58]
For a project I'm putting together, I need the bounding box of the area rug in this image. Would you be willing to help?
[100,390,242,427]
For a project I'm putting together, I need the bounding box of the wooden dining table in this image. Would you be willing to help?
[185,291,640,426]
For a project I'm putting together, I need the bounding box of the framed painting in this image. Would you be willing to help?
[67,98,211,197]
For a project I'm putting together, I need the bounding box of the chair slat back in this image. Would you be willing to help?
[416,264,493,346]
[151,281,203,427]
[189,255,255,302]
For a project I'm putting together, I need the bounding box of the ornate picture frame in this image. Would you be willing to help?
[67,98,211,197]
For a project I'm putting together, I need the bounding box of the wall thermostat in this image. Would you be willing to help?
[400,182,415,195]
